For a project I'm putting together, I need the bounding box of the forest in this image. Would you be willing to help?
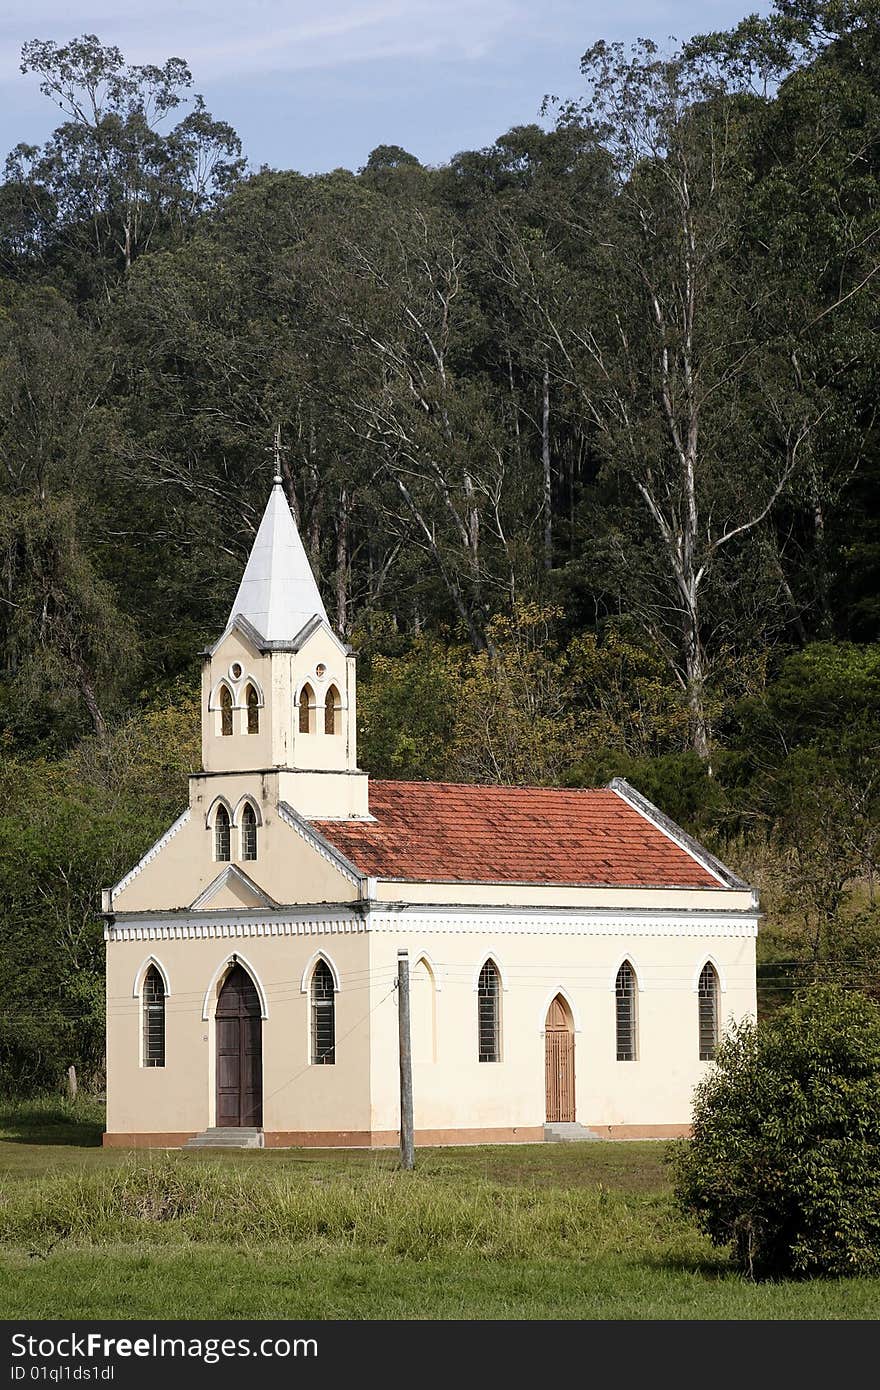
[0,0,878,1090]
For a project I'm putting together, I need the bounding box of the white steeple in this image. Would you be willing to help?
[227,477,328,642]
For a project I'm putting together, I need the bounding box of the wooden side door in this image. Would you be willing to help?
[545,995,575,1123]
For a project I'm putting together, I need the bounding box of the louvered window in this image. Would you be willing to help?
[698,963,719,1061]
[311,960,335,1064]
[214,805,231,861]
[142,966,165,1068]
[478,960,501,1062]
[241,803,257,861]
[616,961,637,1061]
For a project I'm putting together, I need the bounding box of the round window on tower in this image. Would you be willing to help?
[316,664,326,679]
[229,662,243,681]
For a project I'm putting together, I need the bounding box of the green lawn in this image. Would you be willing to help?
[0,1098,878,1320]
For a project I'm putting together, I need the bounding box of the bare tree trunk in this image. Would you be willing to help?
[812,471,832,635]
[684,619,711,762]
[77,667,107,742]
[542,360,552,573]
[335,487,349,636]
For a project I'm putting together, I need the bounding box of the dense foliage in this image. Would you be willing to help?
[1,3,879,1088]
[672,985,880,1278]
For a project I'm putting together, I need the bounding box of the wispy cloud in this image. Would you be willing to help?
[0,1,526,83]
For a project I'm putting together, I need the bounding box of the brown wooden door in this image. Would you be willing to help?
[545,994,575,1122]
[216,964,263,1127]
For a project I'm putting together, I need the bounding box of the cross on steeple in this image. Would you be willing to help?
[273,423,283,486]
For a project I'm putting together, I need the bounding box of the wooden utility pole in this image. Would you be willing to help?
[397,949,414,1170]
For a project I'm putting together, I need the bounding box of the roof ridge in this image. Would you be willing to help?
[368,778,613,795]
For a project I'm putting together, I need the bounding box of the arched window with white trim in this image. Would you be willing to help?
[220,685,233,736]
[246,684,260,734]
[324,684,341,735]
[240,803,257,861]
[299,684,314,735]
[214,804,231,862]
[477,959,501,1063]
[698,962,719,1061]
[615,960,637,1061]
[142,965,165,1068]
[311,959,335,1064]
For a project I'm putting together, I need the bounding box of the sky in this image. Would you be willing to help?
[0,1,774,174]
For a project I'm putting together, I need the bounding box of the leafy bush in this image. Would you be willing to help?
[672,985,880,1279]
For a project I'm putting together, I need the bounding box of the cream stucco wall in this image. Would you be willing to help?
[374,881,756,910]
[366,924,756,1134]
[106,927,372,1137]
[111,787,360,914]
[105,906,756,1140]
[202,626,359,783]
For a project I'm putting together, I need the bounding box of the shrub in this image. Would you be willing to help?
[672,984,880,1279]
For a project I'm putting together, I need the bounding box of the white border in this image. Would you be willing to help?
[471,952,509,992]
[608,956,645,992]
[201,953,270,1020]
[692,954,727,993]
[537,985,582,1033]
[299,949,342,994]
[111,809,191,902]
[131,954,171,999]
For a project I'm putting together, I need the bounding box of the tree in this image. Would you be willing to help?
[511,39,854,760]
[9,34,243,286]
[0,697,199,1091]
[672,984,880,1278]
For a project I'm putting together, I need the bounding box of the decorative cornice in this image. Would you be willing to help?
[203,613,352,659]
[201,613,267,658]
[110,809,191,904]
[277,800,363,887]
[366,909,758,938]
[105,904,757,943]
[105,913,366,942]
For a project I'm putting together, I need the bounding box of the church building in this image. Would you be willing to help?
[103,476,758,1147]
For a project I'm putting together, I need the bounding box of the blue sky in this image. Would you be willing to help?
[0,2,773,173]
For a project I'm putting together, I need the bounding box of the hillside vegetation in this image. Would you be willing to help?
[1,2,879,1088]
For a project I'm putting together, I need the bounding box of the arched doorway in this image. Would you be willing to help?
[545,994,575,1122]
[216,964,263,1127]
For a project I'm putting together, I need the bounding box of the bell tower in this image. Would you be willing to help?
[197,473,368,819]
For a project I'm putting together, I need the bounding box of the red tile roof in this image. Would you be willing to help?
[312,781,721,888]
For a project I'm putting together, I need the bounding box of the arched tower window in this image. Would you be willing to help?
[310,960,335,1064]
[214,804,231,862]
[246,684,259,734]
[477,960,501,1063]
[698,962,720,1061]
[324,684,340,735]
[240,803,257,861]
[142,965,165,1068]
[220,685,233,737]
[298,685,314,735]
[615,961,638,1061]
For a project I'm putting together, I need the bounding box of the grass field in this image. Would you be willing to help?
[1,1097,878,1319]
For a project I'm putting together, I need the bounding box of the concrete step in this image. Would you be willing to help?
[182,1127,264,1150]
[543,1122,601,1143]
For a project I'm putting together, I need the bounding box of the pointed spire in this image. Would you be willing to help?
[227,479,328,642]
